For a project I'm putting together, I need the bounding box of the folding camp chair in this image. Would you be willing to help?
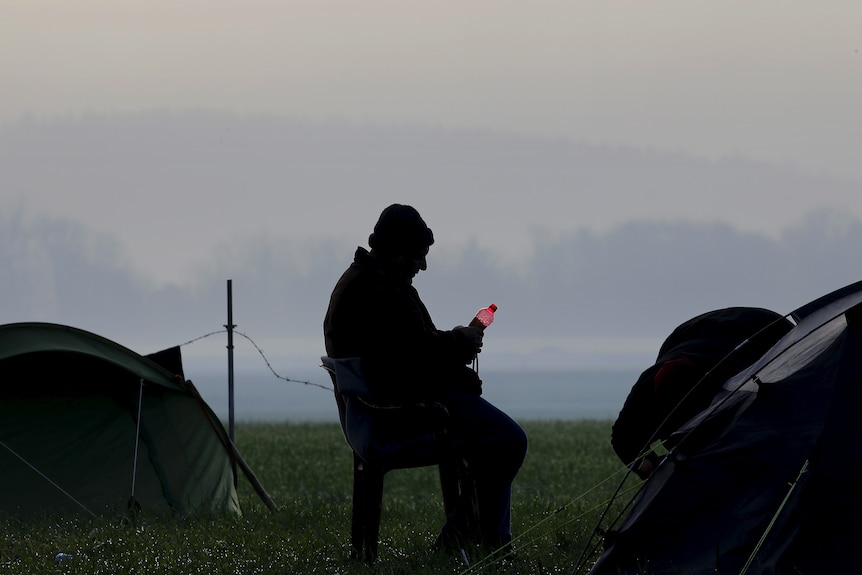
[320,356,478,563]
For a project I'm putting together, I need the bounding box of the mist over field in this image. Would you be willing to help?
[2,114,860,377]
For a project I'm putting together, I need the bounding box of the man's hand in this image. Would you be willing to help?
[454,325,484,356]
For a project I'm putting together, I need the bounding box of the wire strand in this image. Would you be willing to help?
[177,329,332,391]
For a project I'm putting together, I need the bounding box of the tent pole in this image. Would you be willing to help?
[229,440,279,512]
[130,378,144,501]
[226,279,236,442]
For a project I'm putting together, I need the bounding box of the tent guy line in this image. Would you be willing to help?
[130,378,144,507]
[0,440,98,518]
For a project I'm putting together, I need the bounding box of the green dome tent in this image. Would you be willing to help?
[0,322,250,518]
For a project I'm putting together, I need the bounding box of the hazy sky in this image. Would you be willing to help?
[5,1,861,176]
[3,1,862,287]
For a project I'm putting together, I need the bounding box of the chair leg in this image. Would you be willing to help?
[438,457,480,544]
[438,459,461,518]
[352,453,385,563]
[350,454,365,560]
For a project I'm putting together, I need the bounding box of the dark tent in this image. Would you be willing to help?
[587,280,862,575]
[0,322,243,517]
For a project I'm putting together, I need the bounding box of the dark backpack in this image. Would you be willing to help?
[611,307,794,475]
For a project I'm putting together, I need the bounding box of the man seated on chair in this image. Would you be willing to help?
[323,203,528,553]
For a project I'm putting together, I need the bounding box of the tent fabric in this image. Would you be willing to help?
[0,323,241,518]
[589,281,862,575]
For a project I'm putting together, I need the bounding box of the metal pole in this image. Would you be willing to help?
[225,279,236,442]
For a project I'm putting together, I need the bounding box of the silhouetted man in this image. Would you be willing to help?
[324,203,528,552]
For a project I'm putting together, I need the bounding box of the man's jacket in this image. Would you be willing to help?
[324,247,480,402]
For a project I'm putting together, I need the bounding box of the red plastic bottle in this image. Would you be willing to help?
[468,303,497,330]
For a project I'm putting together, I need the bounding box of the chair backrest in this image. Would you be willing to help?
[320,356,369,398]
[320,355,444,469]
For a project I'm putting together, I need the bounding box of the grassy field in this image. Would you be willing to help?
[0,420,638,574]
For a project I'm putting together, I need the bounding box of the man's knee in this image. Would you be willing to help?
[506,422,528,468]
